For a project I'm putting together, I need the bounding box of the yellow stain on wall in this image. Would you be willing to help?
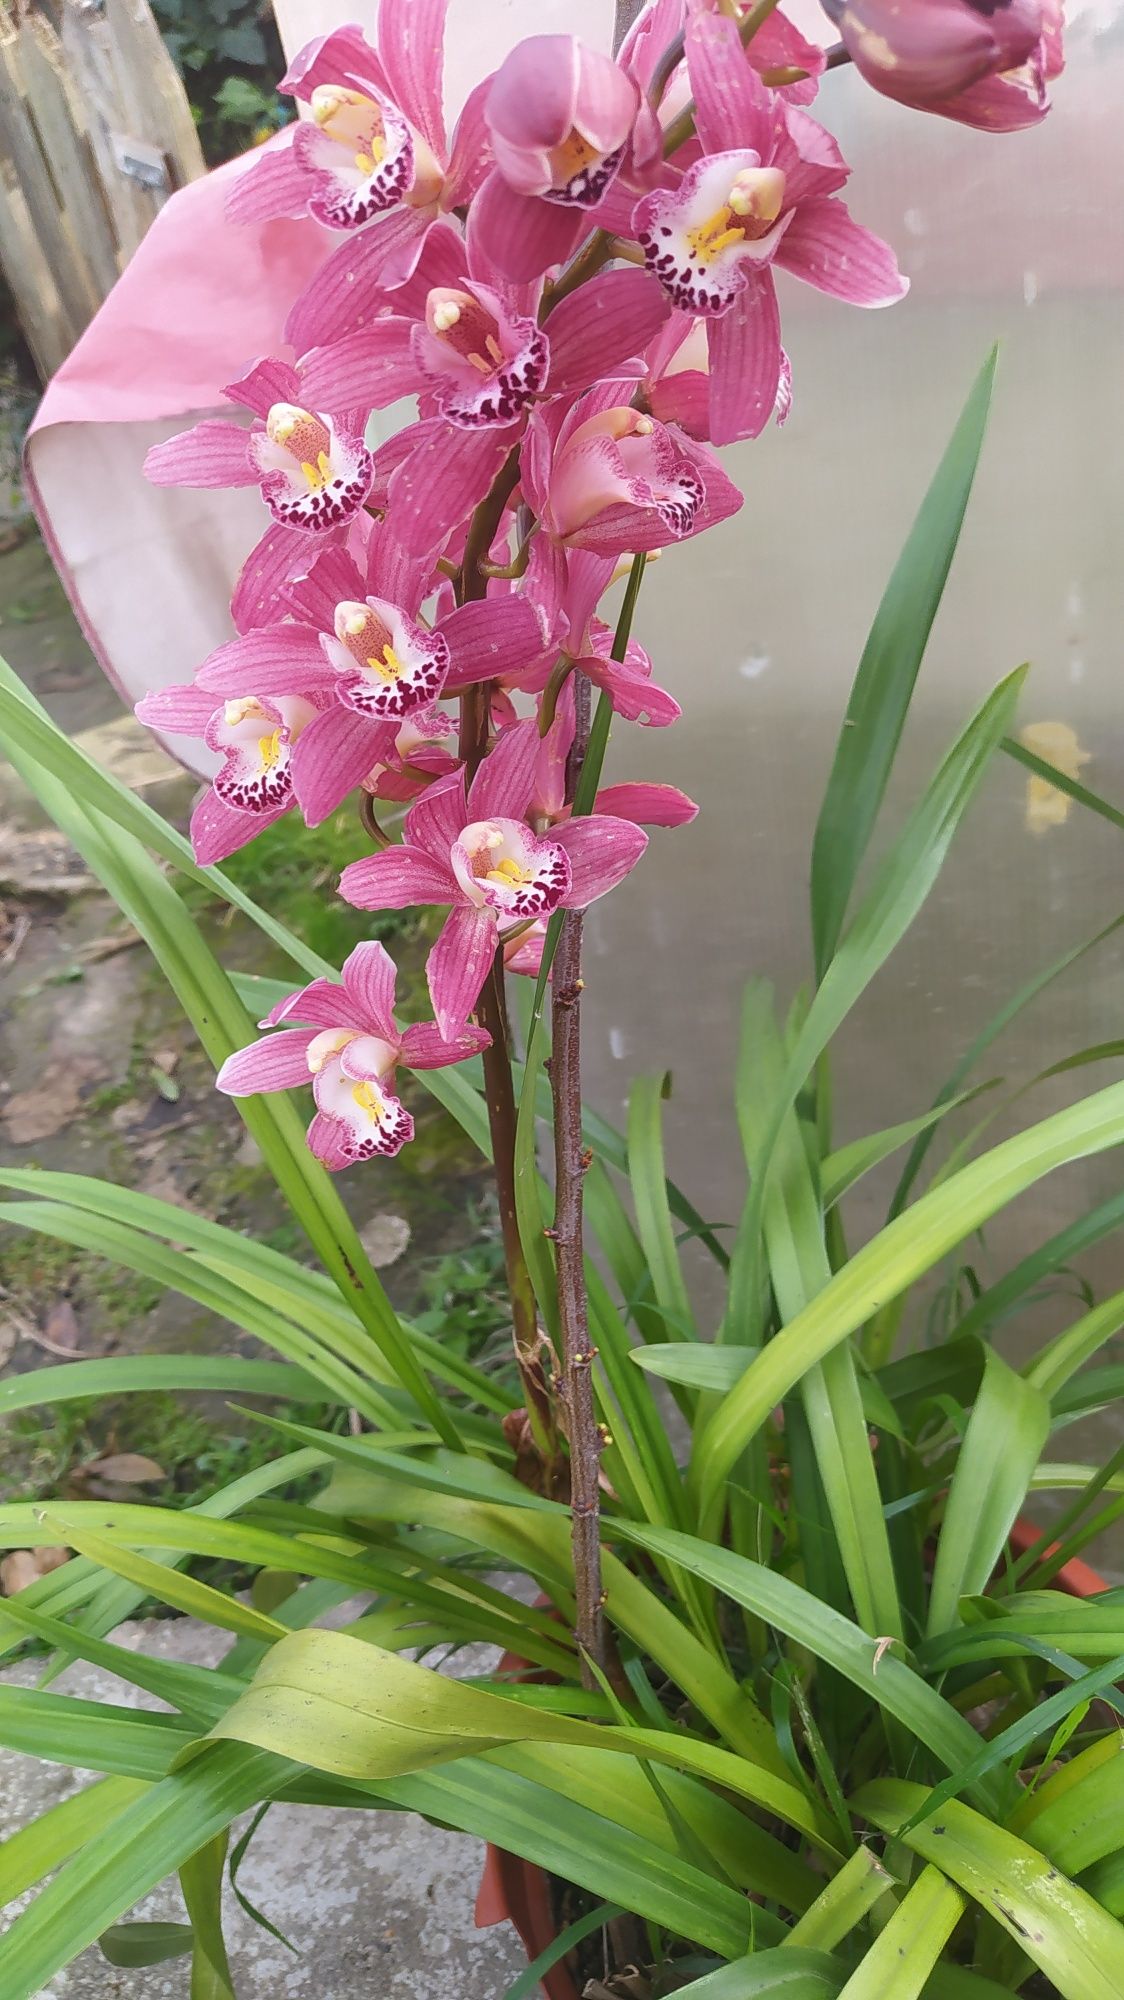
[1019,720,1091,834]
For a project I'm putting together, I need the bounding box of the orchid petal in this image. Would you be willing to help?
[383,419,515,558]
[224,356,302,419]
[282,545,368,628]
[135,683,217,734]
[555,814,647,906]
[706,270,782,444]
[441,595,547,690]
[289,705,393,826]
[190,790,287,865]
[216,1028,318,1096]
[399,1022,491,1070]
[547,268,671,396]
[231,523,316,635]
[403,770,468,861]
[686,2,781,158]
[306,1109,355,1171]
[280,25,387,100]
[579,653,681,726]
[467,717,540,822]
[595,781,698,828]
[377,0,448,157]
[225,131,314,224]
[773,195,909,306]
[144,421,253,489]
[298,323,419,413]
[284,208,430,351]
[340,940,399,1040]
[262,977,356,1029]
[444,75,494,207]
[426,905,497,1040]
[339,845,459,910]
[195,627,331,696]
[468,172,586,286]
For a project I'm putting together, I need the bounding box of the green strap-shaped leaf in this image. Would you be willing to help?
[810,348,997,975]
[99,1922,194,1968]
[784,1846,894,1953]
[835,1865,963,2000]
[180,1832,236,2000]
[926,1349,1049,1636]
[851,1779,1124,2000]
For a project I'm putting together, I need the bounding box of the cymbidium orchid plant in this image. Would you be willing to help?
[6,5,1124,1999]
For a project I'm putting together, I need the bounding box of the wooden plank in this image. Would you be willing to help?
[102,0,205,192]
[18,14,121,299]
[0,30,91,341]
[57,2,153,258]
[0,174,69,379]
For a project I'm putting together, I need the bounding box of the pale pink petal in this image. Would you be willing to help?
[488,37,579,150]
[468,172,586,286]
[706,269,781,444]
[339,845,459,910]
[224,132,312,225]
[403,769,467,860]
[547,269,671,395]
[231,524,314,635]
[289,704,393,825]
[555,815,647,906]
[224,356,302,419]
[579,653,681,726]
[195,627,331,696]
[190,790,287,865]
[284,209,430,351]
[686,4,780,157]
[400,1021,491,1069]
[384,420,516,557]
[262,977,356,1028]
[306,1109,354,1171]
[444,76,494,207]
[135,683,216,734]
[467,717,540,822]
[426,905,497,1040]
[297,323,419,412]
[441,595,547,690]
[340,940,399,1039]
[280,25,387,99]
[216,1028,317,1096]
[595,781,698,827]
[773,196,908,306]
[144,421,253,489]
[377,0,448,157]
[618,0,684,93]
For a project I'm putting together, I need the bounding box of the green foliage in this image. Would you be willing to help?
[152,0,290,164]
[0,360,1123,2000]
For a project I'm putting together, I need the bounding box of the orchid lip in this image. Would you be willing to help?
[250,406,374,534]
[206,693,314,813]
[302,93,416,228]
[421,288,549,430]
[326,597,450,720]
[637,155,792,317]
[542,136,624,208]
[452,818,572,917]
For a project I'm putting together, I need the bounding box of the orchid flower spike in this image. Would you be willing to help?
[217,942,489,1168]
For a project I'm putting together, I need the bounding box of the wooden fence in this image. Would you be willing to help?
[0,0,205,380]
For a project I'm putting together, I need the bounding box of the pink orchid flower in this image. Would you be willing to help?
[643,316,792,440]
[633,3,905,442]
[534,679,699,829]
[362,703,460,804]
[144,356,373,540]
[225,6,489,293]
[522,381,742,557]
[470,35,645,282]
[339,720,647,1038]
[135,674,329,865]
[216,941,488,1168]
[835,1,1060,130]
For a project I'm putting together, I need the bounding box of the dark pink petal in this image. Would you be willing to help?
[441,595,547,690]
[706,270,782,444]
[280,25,387,99]
[749,13,826,104]
[231,524,315,635]
[290,705,392,825]
[488,36,579,150]
[555,815,647,906]
[468,172,586,286]
[467,717,540,823]
[144,421,254,489]
[282,545,368,628]
[190,790,287,865]
[400,1021,491,1069]
[547,268,671,395]
[384,419,516,557]
[339,844,459,910]
[224,356,302,419]
[403,769,467,861]
[216,1028,317,1096]
[284,209,430,351]
[595,781,698,828]
[426,905,497,1040]
[340,940,400,1039]
[377,0,448,157]
[306,1109,354,1171]
[686,4,781,157]
[135,683,216,734]
[773,196,908,307]
[579,653,681,727]
[262,976,355,1029]
[297,323,419,413]
[444,76,494,207]
[649,363,711,440]
[939,64,1049,131]
[775,106,850,206]
[195,627,330,696]
[224,132,314,224]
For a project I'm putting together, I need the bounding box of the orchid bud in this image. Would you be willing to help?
[837,0,1044,107]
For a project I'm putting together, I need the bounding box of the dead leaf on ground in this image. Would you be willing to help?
[2,1056,104,1143]
[43,1299,81,1352]
[1,1547,70,1595]
[75,1452,166,1485]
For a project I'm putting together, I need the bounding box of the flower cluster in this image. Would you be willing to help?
[138,0,1063,1170]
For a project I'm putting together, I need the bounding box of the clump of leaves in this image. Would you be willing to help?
[153,0,291,163]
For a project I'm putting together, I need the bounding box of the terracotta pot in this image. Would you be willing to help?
[475,1524,1108,1993]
